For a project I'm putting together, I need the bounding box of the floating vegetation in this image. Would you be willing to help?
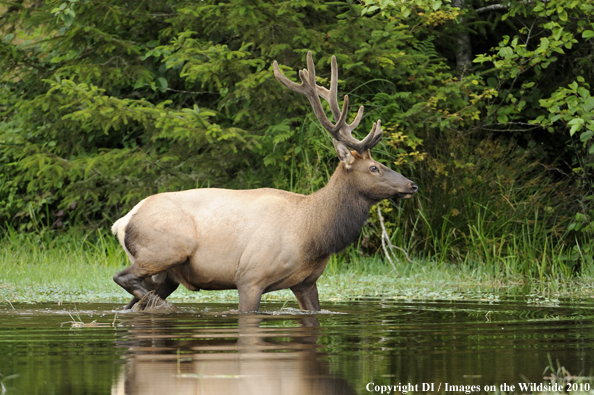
[62,311,121,329]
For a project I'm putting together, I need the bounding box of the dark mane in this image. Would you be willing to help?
[302,163,372,258]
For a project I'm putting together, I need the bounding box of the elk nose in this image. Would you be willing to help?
[408,182,418,193]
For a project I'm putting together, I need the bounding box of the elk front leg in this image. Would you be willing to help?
[237,285,263,313]
[291,282,321,311]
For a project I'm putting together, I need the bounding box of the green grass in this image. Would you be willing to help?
[1,229,594,305]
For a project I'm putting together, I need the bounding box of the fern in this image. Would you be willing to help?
[414,39,439,59]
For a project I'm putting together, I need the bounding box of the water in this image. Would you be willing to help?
[1,299,594,394]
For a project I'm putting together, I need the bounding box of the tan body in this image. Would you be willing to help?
[112,52,417,312]
[112,156,415,312]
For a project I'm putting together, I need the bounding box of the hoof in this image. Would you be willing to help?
[130,290,177,313]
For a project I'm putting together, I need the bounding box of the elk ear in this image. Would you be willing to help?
[333,139,355,168]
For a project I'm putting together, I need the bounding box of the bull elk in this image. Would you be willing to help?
[111,51,418,312]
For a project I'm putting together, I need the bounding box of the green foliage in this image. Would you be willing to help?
[536,79,594,155]
[1,0,594,277]
[0,0,452,228]
[409,134,572,271]
[469,0,594,138]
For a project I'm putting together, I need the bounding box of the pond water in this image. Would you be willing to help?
[1,298,593,394]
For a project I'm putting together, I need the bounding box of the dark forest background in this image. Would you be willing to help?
[1,0,594,276]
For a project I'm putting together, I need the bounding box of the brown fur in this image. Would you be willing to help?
[301,164,372,258]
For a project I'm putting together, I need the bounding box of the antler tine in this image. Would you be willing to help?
[315,56,340,120]
[315,56,383,154]
[273,51,348,134]
[273,51,384,154]
[334,118,383,155]
[360,120,384,152]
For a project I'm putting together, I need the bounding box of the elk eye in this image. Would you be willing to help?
[370,165,379,173]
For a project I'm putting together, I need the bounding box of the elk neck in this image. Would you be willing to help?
[299,163,372,259]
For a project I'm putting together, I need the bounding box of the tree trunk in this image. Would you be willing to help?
[452,0,473,76]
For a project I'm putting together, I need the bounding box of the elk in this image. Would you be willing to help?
[111,51,418,312]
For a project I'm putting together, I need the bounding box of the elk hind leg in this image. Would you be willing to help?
[122,276,154,309]
[153,273,180,299]
[113,265,153,305]
[291,282,321,311]
[114,255,188,308]
[122,273,180,309]
[114,209,196,308]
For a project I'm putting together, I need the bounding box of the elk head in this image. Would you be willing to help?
[273,51,418,203]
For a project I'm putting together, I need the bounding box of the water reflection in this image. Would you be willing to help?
[2,300,594,394]
[112,313,357,395]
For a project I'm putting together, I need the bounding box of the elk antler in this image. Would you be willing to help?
[273,51,383,155]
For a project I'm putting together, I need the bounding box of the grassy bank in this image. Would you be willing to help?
[1,229,594,305]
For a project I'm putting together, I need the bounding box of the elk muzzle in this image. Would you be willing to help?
[393,181,418,200]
